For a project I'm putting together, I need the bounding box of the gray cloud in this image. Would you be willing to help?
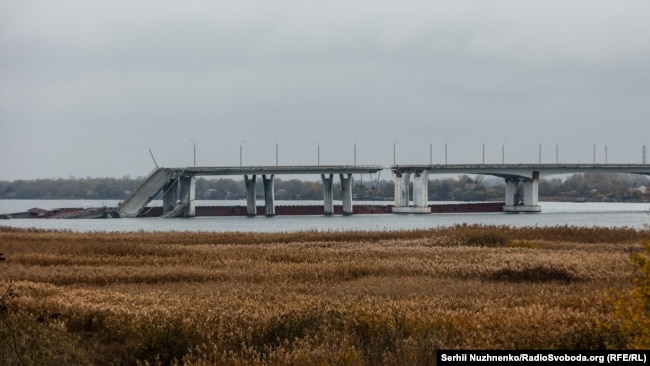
[1,0,649,179]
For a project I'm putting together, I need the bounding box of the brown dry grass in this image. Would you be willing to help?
[1,224,649,365]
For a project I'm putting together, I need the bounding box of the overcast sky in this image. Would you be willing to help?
[1,0,649,181]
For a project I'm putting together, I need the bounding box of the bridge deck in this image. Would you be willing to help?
[391,164,650,179]
[183,165,384,176]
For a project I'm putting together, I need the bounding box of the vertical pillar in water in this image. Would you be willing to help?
[179,175,196,217]
[321,173,334,215]
[162,178,179,216]
[340,173,353,215]
[504,179,520,207]
[412,170,429,209]
[393,172,411,208]
[522,179,539,207]
[263,174,275,216]
[244,175,257,216]
[503,177,541,213]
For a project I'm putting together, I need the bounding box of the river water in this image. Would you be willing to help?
[1,199,649,232]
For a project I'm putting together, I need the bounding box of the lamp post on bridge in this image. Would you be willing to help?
[605,141,611,164]
[501,140,507,164]
[190,139,196,167]
[148,148,159,169]
[393,140,398,166]
[354,141,357,167]
[274,139,278,167]
[240,140,245,167]
[643,141,647,165]
[592,142,596,165]
[537,140,542,164]
[445,139,450,165]
[318,140,323,167]
[428,140,432,166]
[556,140,561,164]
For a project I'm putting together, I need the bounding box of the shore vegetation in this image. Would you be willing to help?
[1,225,649,365]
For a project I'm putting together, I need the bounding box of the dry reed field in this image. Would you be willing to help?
[1,224,649,365]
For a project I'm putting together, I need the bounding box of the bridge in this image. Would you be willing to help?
[117,163,649,218]
[117,165,383,218]
[390,164,650,213]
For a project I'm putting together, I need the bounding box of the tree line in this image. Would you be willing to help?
[0,172,648,202]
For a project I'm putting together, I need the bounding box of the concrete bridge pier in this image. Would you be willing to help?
[263,174,275,216]
[162,176,196,217]
[162,178,179,216]
[392,172,410,212]
[244,175,257,216]
[411,170,430,213]
[392,170,430,213]
[503,177,541,213]
[179,176,196,217]
[340,173,353,215]
[321,174,334,215]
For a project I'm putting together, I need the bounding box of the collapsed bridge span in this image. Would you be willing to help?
[117,168,180,217]
[117,165,384,218]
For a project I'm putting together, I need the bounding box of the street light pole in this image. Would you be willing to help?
[318,140,322,166]
[274,139,278,167]
[593,142,596,165]
[190,139,196,167]
[445,139,450,165]
[501,140,507,164]
[556,140,561,164]
[240,140,245,167]
[393,140,398,166]
[148,148,159,169]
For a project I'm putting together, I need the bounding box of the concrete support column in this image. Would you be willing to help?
[522,179,539,207]
[263,174,275,216]
[340,173,353,215]
[321,174,334,215]
[393,172,411,208]
[504,179,520,207]
[503,177,541,213]
[392,170,429,213]
[412,170,429,209]
[179,175,196,217]
[162,178,179,215]
[244,175,257,216]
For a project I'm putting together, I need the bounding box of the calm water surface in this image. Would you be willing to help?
[1,199,649,232]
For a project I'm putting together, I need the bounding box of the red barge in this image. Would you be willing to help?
[2,202,504,219]
[137,202,505,217]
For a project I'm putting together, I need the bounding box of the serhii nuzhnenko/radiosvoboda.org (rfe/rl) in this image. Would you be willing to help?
[438,352,611,363]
